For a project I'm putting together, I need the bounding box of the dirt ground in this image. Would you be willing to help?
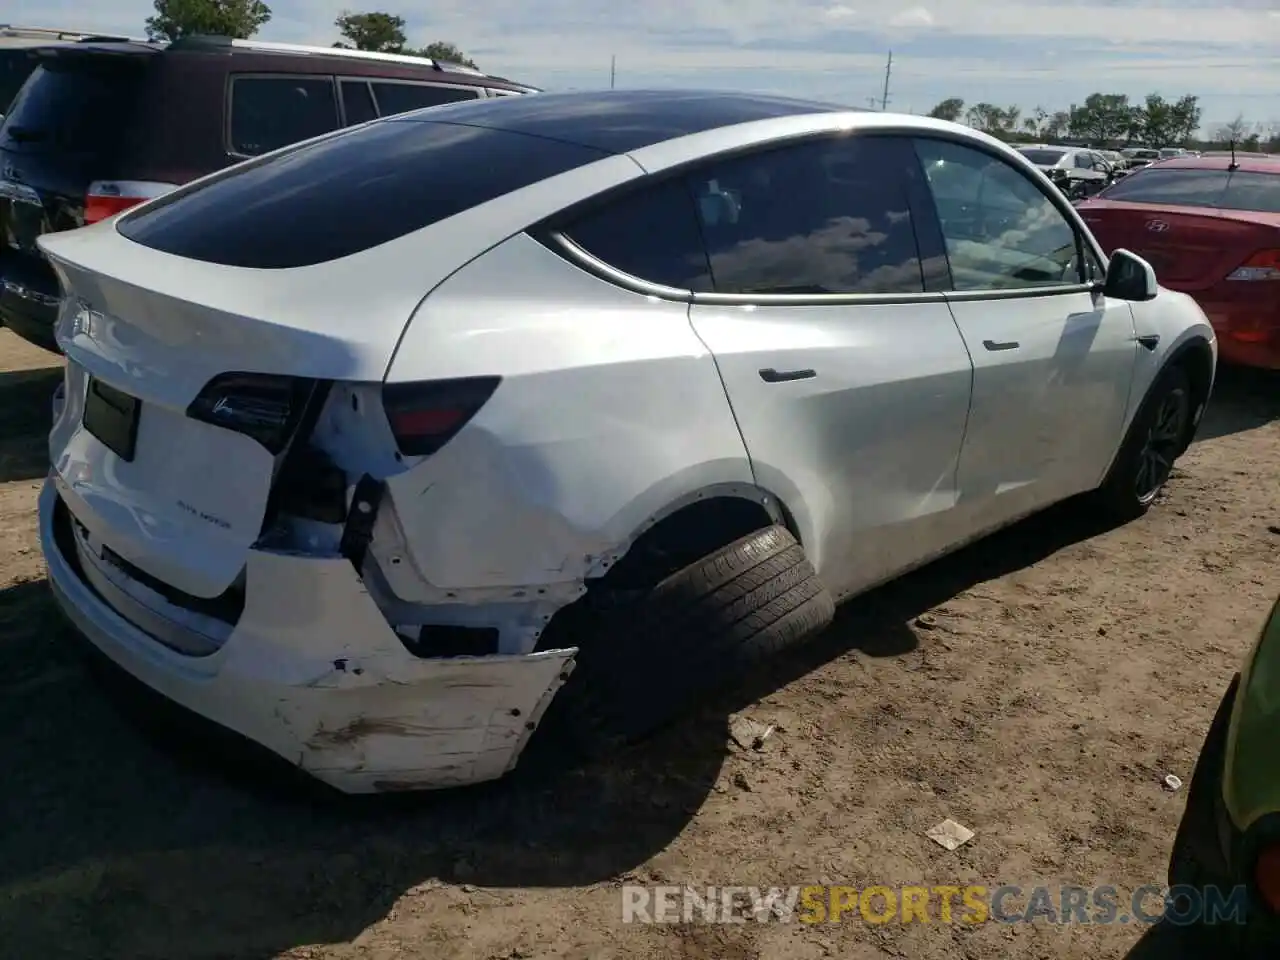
[1,328,1277,960]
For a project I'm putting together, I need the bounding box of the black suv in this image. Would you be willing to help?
[0,35,537,352]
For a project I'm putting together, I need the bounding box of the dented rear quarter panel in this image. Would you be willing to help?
[376,232,756,600]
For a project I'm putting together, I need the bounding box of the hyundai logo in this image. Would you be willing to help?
[1145,219,1170,233]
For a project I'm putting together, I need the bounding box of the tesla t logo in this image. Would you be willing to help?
[1146,219,1170,233]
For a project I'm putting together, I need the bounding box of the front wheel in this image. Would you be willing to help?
[1093,364,1192,520]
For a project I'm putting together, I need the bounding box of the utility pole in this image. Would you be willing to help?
[610,55,616,89]
[880,50,893,111]
[866,97,878,110]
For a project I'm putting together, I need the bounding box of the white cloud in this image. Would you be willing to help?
[8,0,1279,127]
[888,7,936,28]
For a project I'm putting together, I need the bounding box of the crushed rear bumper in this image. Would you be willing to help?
[39,476,577,793]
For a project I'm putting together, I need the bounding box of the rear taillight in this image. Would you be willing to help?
[1255,843,1280,913]
[1226,249,1280,282]
[382,376,501,457]
[84,180,177,226]
[187,372,316,454]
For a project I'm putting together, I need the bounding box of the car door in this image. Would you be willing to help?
[912,136,1139,535]
[682,135,975,601]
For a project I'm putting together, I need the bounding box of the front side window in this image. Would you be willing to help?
[558,178,712,291]
[370,81,479,117]
[230,76,339,157]
[1099,168,1231,207]
[683,135,926,295]
[1074,153,1094,170]
[914,137,1083,291]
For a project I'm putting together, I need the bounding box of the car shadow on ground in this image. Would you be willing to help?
[0,365,61,484]
[1123,921,1216,958]
[1194,364,1280,444]
[0,494,1123,959]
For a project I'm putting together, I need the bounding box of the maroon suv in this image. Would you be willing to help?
[0,35,537,352]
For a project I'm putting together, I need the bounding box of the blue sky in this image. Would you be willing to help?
[15,0,1280,132]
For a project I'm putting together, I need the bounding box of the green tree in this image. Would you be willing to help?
[1067,93,1131,145]
[409,40,477,68]
[1044,110,1070,140]
[334,10,406,51]
[1168,95,1201,145]
[145,0,271,41]
[927,97,964,122]
[964,102,1018,137]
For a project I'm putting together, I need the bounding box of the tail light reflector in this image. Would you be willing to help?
[84,180,177,226]
[382,376,501,457]
[1226,249,1280,282]
[187,372,316,454]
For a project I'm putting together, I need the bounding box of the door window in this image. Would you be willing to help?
[913,138,1084,291]
[683,136,926,295]
[370,81,480,117]
[1074,153,1094,170]
[229,76,339,157]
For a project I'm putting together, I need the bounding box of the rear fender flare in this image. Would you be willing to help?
[581,481,796,581]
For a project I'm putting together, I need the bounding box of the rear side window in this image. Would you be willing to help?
[0,60,143,159]
[1099,168,1231,207]
[117,119,609,268]
[371,82,480,117]
[559,178,712,291]
[1219,171,1280,214]
[340,80,377,125]
[229,76,339,157]
[685,136,926,295]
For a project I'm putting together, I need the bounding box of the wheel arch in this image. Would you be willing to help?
[588,484,804,590]
[1162,335,1215,453]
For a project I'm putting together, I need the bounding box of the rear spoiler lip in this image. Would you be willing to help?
[27,41,162,61]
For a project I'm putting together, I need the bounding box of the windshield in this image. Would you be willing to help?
[1020,149,1066,165]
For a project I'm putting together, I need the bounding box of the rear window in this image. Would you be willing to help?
[229,76,340,157]
[0,49,39,112]
[1098,168,1230,207]
[1020,149,1065,165]
[117,118,610,268]
[1219,171,1280,214]
[0,60,143,158]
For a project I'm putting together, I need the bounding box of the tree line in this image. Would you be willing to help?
[144,0,477,67]
[926,93,1278,152]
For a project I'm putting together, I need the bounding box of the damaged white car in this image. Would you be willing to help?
[39,90,1216,793]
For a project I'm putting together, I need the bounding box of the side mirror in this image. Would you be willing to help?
[1102,248,1158,302]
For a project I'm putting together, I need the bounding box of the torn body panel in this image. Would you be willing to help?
[41,478,576,793]
[368,232,757,636]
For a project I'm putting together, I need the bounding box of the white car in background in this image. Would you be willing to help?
[38,90,1217,793]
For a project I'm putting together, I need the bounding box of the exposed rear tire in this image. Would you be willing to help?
[1093,363,1192,522]
[540,524,835,760]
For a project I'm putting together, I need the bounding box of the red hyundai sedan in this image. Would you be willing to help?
[1077,154,1280,369]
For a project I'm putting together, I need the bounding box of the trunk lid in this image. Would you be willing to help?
[40,222,460,600]
[1078,200,1270,291]
[0,49,150,296]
